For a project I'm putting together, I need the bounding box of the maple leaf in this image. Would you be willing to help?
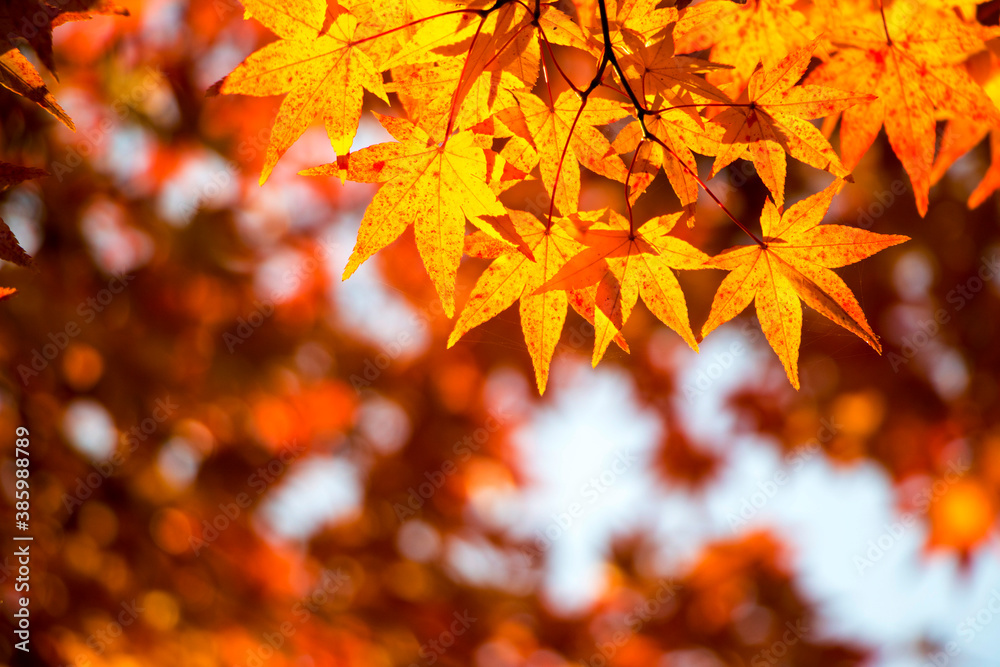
[806,4,1000,216]
[209,0,389,184]
[612,108,724,218]
[930,51,1000,208]
[389,57,522,140]
[673,0,813,91]
[614,5,731,106]
[0,162,46,298]
[448,212,584,394]
[0,1,61,76]
[709,41,874,209]
[701,181,908,389]
[1,1,126,76]
[964,132,1000,209]
[300,113,526,318]
[440,0,590,114]
[0,1,126,129]
[368,0,488,75]
[499,91,630,214]
[375,0,588,139]
[0,48,73,130]
[564,285,631,355]
[0,161,47,192]
[932,119,1000,210]
[601,0,679,52]
[537,209,709,366]
[204,0,969,399]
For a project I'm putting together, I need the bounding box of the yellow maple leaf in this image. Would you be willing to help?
[701,180,908,389]
[538,208,709,366]
[449,212,585,394]
[301,113,525,318]
[500,90,630,214]
[806,3,1000,215]
[210,0,388,184]
[709,41,874,209]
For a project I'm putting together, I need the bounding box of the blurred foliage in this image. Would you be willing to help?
[0,1,999,667]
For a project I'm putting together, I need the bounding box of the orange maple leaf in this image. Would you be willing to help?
[538,209,709,366]
[209,0,389,184]
[444,0,590,115]
[673,0,813,91]
[499,90,631,214]
[0,1,126,129]
[806,3,1000,215]
[709,41,874,209]
[380,0,589,138]
[218,0,940,396]
[448,212,585,394]
[612,108,724,218]
[931,50,1000,208]
[614,3,731,107]
[300,113,525,318]
[600,0,679,52]
[389,57,522,140]
[0,47,73,130]
[701,180,908,389]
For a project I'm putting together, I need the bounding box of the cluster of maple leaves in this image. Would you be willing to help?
[0,2,127,300]
[205,0,1000,391]
[6,0,1000,392]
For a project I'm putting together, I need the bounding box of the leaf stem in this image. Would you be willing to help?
[624,142,641,234]
[547,102,588,226]
[879,0,893,45]
[443,15,491,143]
[442,0,523,144]
[594,0,647,116]
[351,9,482,47]
[645,133,767,248]
[593,0,765,248]
[538,28,583,94]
